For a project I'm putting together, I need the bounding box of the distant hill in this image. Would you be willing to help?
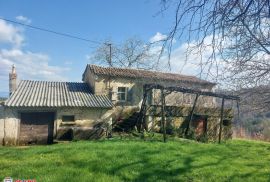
[0,97,6,105]
[0,91,8,98]
[0,97,7,101]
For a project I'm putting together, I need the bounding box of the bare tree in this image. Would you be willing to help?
[91,37,158,70]
[160,0,270,108]
[237,85,270,112]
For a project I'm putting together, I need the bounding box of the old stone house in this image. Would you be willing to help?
[83,64,216,106]
[83,65,233,141]
[0,64,233,145]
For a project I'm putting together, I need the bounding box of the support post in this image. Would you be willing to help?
[185,94,199,136]
[218,97,225,143]
[237,100,241,137]
[137,85,148,132]
[107,43,112,100]
[161,88,166,142]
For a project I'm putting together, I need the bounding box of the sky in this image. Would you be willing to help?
[0,0,205,96]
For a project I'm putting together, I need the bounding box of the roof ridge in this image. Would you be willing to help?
[87,64,215,85]
[20,80,85,84]
[88,64,197,78]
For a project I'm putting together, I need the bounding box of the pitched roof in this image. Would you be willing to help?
[86,64,215,86]
[5,80,113,108]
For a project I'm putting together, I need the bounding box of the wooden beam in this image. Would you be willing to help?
[185,93,199,136]
[144,84,239,101]
[161,88,166,142]
[218,97,225,143]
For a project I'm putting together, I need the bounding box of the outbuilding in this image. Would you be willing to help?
[0,66,113,145]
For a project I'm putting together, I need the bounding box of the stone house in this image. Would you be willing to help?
[82,65,233,141]
[0,64,233,145]
[83,64,216,107]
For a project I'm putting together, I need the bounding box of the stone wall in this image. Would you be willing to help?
[90,74,216,108]
[56,107,112,140]
[146,106,233,141]
[151,90,216,108]
[83,67,96,92]
[0,107,20,145]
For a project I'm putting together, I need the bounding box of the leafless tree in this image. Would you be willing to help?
[160,0,270,109]
[237,85,270,112]
[91,37,158,70]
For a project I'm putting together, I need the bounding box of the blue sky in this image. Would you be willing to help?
[0,0,207,96]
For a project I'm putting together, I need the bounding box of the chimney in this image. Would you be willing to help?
[9,65,17,96]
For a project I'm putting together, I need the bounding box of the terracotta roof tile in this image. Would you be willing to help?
[87,64,215,85]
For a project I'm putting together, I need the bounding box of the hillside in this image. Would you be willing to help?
[0,138,269,182]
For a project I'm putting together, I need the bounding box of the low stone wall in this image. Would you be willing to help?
[146,106,233,141]
[56,107,113,141]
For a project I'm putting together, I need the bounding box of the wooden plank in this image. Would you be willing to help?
[218,98,225,143]
[185,94,199,136]
[19,112,54,145]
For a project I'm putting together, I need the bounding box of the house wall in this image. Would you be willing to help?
[56,107,113,140]
[90,74,216,108]
[95,77,144,106]
[83,67,96,92]
[152,90,216,108]
[0,107,20,145]
[0,107,112,145]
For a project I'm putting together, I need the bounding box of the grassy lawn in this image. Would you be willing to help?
[0,137,270,182]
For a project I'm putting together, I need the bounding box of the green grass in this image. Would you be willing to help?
[0,137,270,182]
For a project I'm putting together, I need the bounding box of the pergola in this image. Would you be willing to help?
[136,84,240,143]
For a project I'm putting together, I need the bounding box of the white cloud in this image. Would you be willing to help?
[150,32,167,43]
[0,49,69,86]
[15,15,31,24]
[0,19,24,47]
[0,19,70,93]
[156,34,225,82]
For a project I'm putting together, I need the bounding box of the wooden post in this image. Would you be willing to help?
[137,85,148,132]
[185,94,199,136]
[161,88,166,142]
[236,100,240,125]
[218,97,225,143]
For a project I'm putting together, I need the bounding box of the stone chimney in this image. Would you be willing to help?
[9,65,17,96]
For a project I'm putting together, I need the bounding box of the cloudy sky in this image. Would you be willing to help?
[0,0,205,96]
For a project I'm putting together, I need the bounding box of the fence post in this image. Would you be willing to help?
[185,94,199,136]
[161,88,166,142]
[218,97,225,143]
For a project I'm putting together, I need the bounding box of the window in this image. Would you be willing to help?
[62,115,75,122]
[117,87,127,101]
[223,119,231,126]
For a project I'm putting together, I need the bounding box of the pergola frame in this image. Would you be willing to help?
[136,84,240,143]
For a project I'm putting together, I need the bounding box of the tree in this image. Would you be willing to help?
[160,0,270,109]
[237,85,270,112]
[91,37,158,70]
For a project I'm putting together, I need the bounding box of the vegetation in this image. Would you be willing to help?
[0,97,6,102]
[0,137,270,182]
[239,112,270,141]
